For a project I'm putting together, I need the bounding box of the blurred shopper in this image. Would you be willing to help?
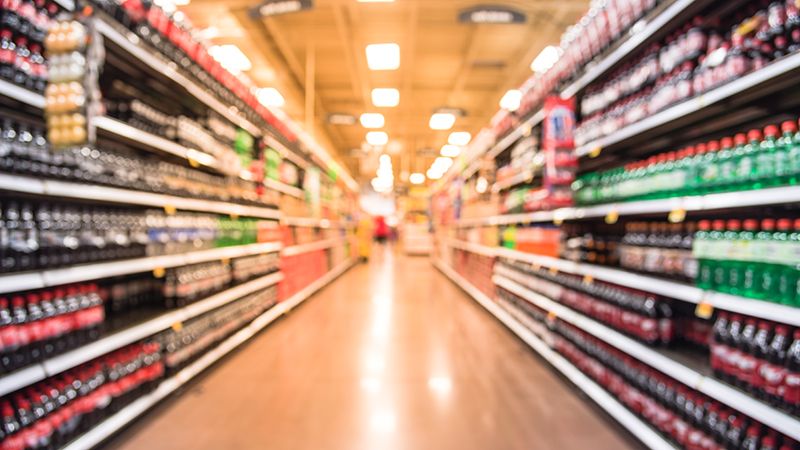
[373,216,389,263]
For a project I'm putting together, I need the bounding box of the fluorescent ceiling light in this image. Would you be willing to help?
[360,113,385,128]
[209,45,251,72]
[426,169,442,180]
[500,90,522,112]
[441,145,460,157]
[531,45,559,73]
[257,88,284,107]
[433,157,453,170]
[366,131,389,146]
[380,154,391,164]
[372,89,399,107]
[429,113,456,130]
[448,132,471,146]
[366,44,400,70]
[409,173,425,184]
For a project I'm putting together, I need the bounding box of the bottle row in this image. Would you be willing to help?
[498,286,800,450]
[574,121,800,205]
[0,248,280,376]
[0,199,280,275]
[0,0,58,45]
[574,1,800,147]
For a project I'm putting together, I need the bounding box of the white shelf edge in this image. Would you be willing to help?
[492,272,800,441]
[440,237,495,258]
[94,18,262,138]
[281,236,349,257]
[263,135,312,170]
[560,0,698,100]
[0,173,283,220]
[430,257,677,450]
[485,109,545,161]
[56,258,356,450]
[0,78,46,109]
[0,241,282,295]
[575,50,800,157]
[0,270,284,397]
[282,216,354,228]
[263,178,305,199]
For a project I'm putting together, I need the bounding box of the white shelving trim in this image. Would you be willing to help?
[60,257,356,450]
[0,173,282,220]
[282,216,354,228]
[0,241,283,295]
[0,271,284,397]
[281,236,350,257]
[0,78,46,108]
[94,18,262,138]
[431,257,677,450]
[440,237,495,258]
[263,178,305,199]
[492,271,800,441]
[575,50,800,157]
[485,109,545,161]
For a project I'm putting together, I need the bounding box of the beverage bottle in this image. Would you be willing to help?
[760,325,791,406]
[740,426,762,450]
[760,435,778,450]
[681,145,702,195]
[695,220,715,289]
[0,400,19,437]
[726,315,745,384]
[724,416,748,449]
[11,36,30,87]
[720,220,743,295]
[777,121,797,185]
[784,329,800,415]
[700,139,724,193]
[737,129,763,190]
[0,297,18,372]
[748,321,773,396]
[736,318,758,389]
[25,293,43,363]
[786,218,800,307]
[719,135,742,191]
[741,219,761,298]
[710,312,731,379]
[757,125,780,188]
[789,119,800,185]
[0,30,16,82]
[39,290,57,359]
[10,296,29,368]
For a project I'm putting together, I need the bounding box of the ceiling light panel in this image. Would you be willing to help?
[209,45,251,72]
[500,90,522,112]
[372,89,399,107]
[366,44,400,71]
[429,113,455,130]
[441,145,460,157]
[409,173,425,184]
[448,132,471,146]
[366,132,389,146]
[257,88,284,107]
[531,46,559,73]
[360,113,385,129]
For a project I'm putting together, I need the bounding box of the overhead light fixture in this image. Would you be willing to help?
[366,131,389,146]
[448,132,471,146]
[426,169,443,180]
[209,45,252,72]
[433,157,453,170]
[366,43,400,70]
[360,113,385,128]
[409,173,425,184]
[441,145,460,157]
[531,45,559,73]
[257,88,284,107]
[500,90,522,112]
[380,154,391,164]
[372,89,399,107]
[429,113,456,130]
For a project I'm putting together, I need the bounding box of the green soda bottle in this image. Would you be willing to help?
[756,125,779,189]
[736,130,762,190]
[681,146,699,195]
[786,218,800,306]
[772,219,794,305]
[711,220,729,290]
[754,219,777,300]
[723,220,745,295]
[642,156,658,200]
[787,120,800,185]
[694,220,714,289]
[741,219,761,298]
[776,122,796,185]
[717,135,741,192]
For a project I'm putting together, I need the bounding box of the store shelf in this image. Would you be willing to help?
[494,247,800,327]
[92,116,231,175]
[485,109,545,161]
[94,17,262,138]
[491,169,535,193]
[559,0,701,99]
[575,50,800,157]
[493,272,800,441]
[282,216,354,228]
[0,241,283,295]
[263,178,305,199]
[60,257,355,450]
[440,237,495,258]
[0,270,284,397]
[0,173,282,219]
[430,257,677,450]
[281,236,349,257]
[0,78,46,109]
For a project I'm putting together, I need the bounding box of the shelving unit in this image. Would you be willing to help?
[282,216,354,228]
[431,257,678,450]
[491,169,535,193]
[0,241,282,295]
[492,270,800,441]
[264,178,305,199]
[282,236,351,257]
[0,78,46,109]
[60,258,355,450]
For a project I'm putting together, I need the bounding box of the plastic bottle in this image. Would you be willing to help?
[757,125,780,188]
[737,129,763,190]
[710,312,731,379]
[742,219,761,298]
[694,220,716,290]
[777,121,797,185]
[784,329,800,415]
[760,324,791,406]
[719,135,743,191]
[720,220,743,295]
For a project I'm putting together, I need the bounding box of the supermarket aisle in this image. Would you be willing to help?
[101,251,641,450]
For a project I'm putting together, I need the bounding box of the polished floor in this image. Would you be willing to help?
[102,249,642,450]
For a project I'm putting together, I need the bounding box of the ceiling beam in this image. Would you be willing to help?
[331,3,371,110]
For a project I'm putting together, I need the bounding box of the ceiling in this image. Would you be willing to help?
[179,0,588,182]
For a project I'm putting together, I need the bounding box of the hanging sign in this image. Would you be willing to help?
[458,6,526,24]
[326,113,358,125]
[249,0,313,18]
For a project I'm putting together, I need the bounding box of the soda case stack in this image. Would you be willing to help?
[498,259,685,347]
[574,121,800,206]
[574,1,800,147]
[0,284,104,375]
[0,0,57,94]
[453,249,494,299]
[0,341,162,449]
[694,219,800,306]
[497,287,800,450]
[158,286,278,378]
[710,313,800,416]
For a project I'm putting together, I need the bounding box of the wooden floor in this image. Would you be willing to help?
[101,251,643,450]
